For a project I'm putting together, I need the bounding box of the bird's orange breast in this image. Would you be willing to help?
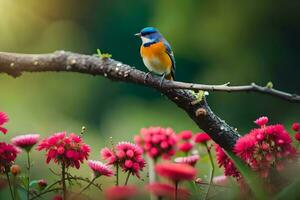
[140,41,172,74]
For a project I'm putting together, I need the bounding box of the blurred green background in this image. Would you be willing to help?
[0,0,299,199]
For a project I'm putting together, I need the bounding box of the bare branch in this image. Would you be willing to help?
[0,51,294,151]
[0,52,298,103]
[168,81,300,103]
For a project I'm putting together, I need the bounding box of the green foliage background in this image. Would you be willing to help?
[0,0,299,199]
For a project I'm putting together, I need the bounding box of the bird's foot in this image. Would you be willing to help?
[144,72,151,83]
[159,73,166,88]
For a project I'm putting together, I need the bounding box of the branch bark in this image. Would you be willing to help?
[0,51,297,150]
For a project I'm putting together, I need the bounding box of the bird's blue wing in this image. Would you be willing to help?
[163,40,176,80]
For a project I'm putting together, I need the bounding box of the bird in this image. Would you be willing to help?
[135,27,176,86]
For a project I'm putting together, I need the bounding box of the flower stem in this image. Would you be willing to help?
[12,175,17,200]
[175,181,178,200]
[204,143,215,200]
[148,157,156,183]
[5,169,15,200]
[61,163,67,200]
[79,176,97,194]
[27,151,31,200]
[116,164,119,186]
[124,172,131,185]
[148,157,157,200]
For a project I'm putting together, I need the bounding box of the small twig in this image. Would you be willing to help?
[78,176,97,194]
[49,168,61,176]
[66,176,102,191]
[30,188,62,200]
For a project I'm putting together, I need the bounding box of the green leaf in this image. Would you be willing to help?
[19,175,28,189]
[226,151,268,200]
[275,176,300,200]
[29,180,38,187]
[266,81,273,89]
[101,53,112,58]
[96,49,112,59]
[96,49,102,57]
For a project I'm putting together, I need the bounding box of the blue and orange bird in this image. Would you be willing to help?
[135,27,176,86]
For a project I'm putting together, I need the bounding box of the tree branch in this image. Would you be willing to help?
[0,51,296,150]
[0,52,299,103]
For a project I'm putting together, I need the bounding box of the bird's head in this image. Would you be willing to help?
[135,27,162,44]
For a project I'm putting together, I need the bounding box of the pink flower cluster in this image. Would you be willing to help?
[0,112,9,135]
[134,127,177,159]
[177,130,194,153]
[0,142,20,173]
[101,142,145,178]
[234,119,296,177]
[216,116,297,180]
[37,132,90,169]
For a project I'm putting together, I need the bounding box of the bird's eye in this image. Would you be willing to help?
[141,30,156,36]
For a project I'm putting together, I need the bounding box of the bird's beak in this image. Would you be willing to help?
[134,33,141,37]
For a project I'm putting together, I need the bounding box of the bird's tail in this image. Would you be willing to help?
[165,73,174,81]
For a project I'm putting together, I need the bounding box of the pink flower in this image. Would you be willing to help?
[234,134,256,161]
[100,147,116,164]
[178,142,193,153]
[155,162,196,182]
[11,134,40,151]
[0,142,20,173]
[146,183,190,200]
[38,179,47,189]
[134,127,177,160]
[295,133,300,142]
[292,122,300,132]
[37,132,90,169]
[87,160,113,177]
[174,155,200,166]
[105,186,137,200]
[194,133,211,144]
[0,112,9,134]
[115,142,145,178]
[177,130,195,153]
[178,130,193,140]
[254,116,269,127]
[215,144,240,179]
[102,142,145,178]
